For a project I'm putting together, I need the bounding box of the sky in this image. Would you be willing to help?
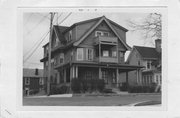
[23,12,153,69]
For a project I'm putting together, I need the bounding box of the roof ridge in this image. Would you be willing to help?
[134,45,155,49]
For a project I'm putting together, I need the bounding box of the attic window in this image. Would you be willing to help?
[95,31,109,37]
[68,30,72,42]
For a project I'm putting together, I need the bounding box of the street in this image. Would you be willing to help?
[23,94,161,106]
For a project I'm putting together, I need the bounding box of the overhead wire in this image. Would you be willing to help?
[23,12,72,64]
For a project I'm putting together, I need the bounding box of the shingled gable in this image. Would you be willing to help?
[53,26,69,44]
[73,16,131,50]
[134,46,160,59]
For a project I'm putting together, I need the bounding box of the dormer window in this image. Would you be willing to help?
[68,30,72,42]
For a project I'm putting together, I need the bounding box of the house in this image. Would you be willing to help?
[126,39,162,87]
[23,68,45,96]
[40,16,143,93]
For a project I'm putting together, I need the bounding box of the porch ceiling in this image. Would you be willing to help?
[72,62,144,71]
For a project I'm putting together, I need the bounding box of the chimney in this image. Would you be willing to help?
[155,39,161,53]
[35,68,38,75]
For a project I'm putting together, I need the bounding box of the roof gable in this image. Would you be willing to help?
[134,46,160,59]
[73,16,131,50]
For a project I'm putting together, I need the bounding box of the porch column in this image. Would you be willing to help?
[57,71,60,84]
[116,68,119,87]
[126,71,129,89]
[99,43,101,62]
[136,69,139,85]
[72,66,75,78]
[64,68,66,83]
[99,67,102,79]
[75,66,78,78]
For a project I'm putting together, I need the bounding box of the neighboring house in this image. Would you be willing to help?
[127,39,162,87]
[23,68,45,96]
[40,16,143,92]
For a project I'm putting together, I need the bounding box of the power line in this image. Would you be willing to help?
[23,13,64,58]
[24,13,34,26]
[23,12,72,63]
[25,14,49,37]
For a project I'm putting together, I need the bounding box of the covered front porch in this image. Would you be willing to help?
[54,62,143,92]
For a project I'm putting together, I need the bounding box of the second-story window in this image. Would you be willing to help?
[102,50,109,57]
[59,53,64,64]
[147,61,151,69]
[112,51,117,57]
[86,48,93,60]
[77,48,84,60]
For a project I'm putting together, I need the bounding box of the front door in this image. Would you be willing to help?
[102,69,116,88]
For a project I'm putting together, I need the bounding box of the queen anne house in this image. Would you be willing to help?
[126,39,162,88]
[40,16,143,93]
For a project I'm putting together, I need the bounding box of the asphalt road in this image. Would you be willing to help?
[23,94,161,106]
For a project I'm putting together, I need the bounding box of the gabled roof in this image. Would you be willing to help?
[73,16,131,50]
[23,68,43,78]
[53,26,68,44]
[134,46,160,59]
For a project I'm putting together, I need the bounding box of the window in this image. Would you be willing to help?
[147,61,151,69]
[59,53,64,64]
[103,32,109,36]
[102,50,109,57]
[54,37,59,47]
[156,75,159,83]
[95,31,109,37]
[102,70,108,83]
[86,48,93,60]
[112,51,117,57]
[95,31,102,37]
[138,61,140,65]
[119,51,124,57]
[39,78,44,85]
[25,78,30,85]
[77,48,84,60]
[68,30,72,41]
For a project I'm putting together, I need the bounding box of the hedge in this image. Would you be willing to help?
[71,78,105,93]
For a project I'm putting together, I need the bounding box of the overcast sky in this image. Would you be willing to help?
[23,12,153,69]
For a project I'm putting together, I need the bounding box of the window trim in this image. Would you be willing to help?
[86,48,93,60]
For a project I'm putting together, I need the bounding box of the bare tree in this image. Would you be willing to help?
[127,13,162,46]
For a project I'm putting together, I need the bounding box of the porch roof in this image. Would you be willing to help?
[54,61,144,71]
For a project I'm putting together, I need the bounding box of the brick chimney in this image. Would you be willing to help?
[155,39,161,53]
[35,68,38,75]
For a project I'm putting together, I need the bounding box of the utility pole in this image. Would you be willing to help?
[47,12,54,96]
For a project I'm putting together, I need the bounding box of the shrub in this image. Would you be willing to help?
[50,84,69,94]
[128,85,156,93]
[97,79,105,92]
[71,78,105,93]
[119,82,128,91]
[71,78,81,93]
